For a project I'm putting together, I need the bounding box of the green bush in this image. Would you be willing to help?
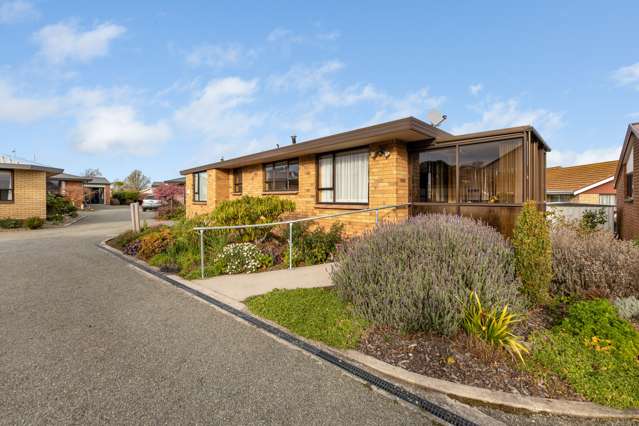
[112,190,140,205]
[512,200,552,305]
[110,230,142,250]
[157,203,185,220]
[284,222,343,266]
[214,242,271,274]
[24,216,44,229]
[332,214,522,335]
[531,299,639,408]
[614,296,639,321]
[46,193,77,216]
[211,196,295,241]
[0,218,23,229]
[47,213,64,224]
[580,208,607,232]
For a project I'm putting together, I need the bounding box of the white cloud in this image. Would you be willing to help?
[73,106,171,155]
[266,27,340,46]
[612,62,639,89]
[0,0,38,24]
[266,27,302,44]
[453,98,563,135]
[174,77,261,139]
[33,22,126,64]
[0,80,58,122]
[548,146,621,167]
[268,60,344,91]
[469,83,482,95]
[186,44,256,68]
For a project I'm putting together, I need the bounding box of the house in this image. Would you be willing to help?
[48,173,92,208]
[546,160,618,205]
[84,176,111,205]
[0,157,63,220]
[179,117,549,236]
[614,123,638,240]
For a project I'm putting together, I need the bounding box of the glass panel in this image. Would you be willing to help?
[418,147,456,202]
[599,195,615,205]
[459,139,523,204]
[318,189,333,203]
[0,170,11,190]
[335,150,368,203]
[196,172,207,201]
[318,155,333,188]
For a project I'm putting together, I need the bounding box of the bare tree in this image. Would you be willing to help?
[124,170,150,191]
[83,168,102,177]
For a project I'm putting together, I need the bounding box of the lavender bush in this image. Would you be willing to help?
[551,226,639,298]
[331,214,522,335]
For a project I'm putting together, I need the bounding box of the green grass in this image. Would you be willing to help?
[245,287,368,349]
[530,299,639,409]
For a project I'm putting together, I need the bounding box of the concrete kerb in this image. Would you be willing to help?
[98,239,639,421]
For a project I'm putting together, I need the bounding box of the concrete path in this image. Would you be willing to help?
[194,263,333,301]
[0,207,439,424]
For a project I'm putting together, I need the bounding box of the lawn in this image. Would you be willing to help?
[245,287,368,349]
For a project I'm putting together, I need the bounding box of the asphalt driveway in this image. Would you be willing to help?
[0,207,435,425]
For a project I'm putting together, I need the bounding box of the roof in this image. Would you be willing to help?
[613,123,639,188]
[180,117,452,174]
[85,176,110,185]
[164,177,186,184]
[0,155,63,175]
[49,173,92,182]
[435,125,551,152]
[546,160,618,194]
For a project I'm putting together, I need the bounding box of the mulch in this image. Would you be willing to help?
[358,324,584,401]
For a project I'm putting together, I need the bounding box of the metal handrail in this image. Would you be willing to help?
[195,203,411,278]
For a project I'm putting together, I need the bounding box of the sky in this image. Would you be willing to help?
[0,1,638,182]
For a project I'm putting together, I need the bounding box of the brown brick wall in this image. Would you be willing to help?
[63,181,85,208]
[185,141,410,235]
[0,169,47,219]
[617,135,639,240]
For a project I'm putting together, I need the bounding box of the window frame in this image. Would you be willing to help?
[625,147,634,200]
[263,159,299,193]
[233,168,243,194]
[0,169,14,204]
[316,148,369,205]
[192,171,207,203]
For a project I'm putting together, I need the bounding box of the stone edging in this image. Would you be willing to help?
[98,239,639,420]
[338,350,639,419]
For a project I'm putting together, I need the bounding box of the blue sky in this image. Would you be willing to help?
[1,1,638,182]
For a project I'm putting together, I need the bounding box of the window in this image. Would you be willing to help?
[264,160,298,192]
[599,194,615,205]
[418,147,456,202]
[193,172,207,202]
[459,139,523,204]
[547,194,573,203]
[0,170,13,202]
[233,168,242,193]
[317,149,369,204]
[626,147,634,199]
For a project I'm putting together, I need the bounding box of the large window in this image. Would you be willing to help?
[0,170,13,202]
[418,147,456,202]
[317,149,369,204]
[599,194,615,205]
[264,160,298,192]
[459,139,523,203]
[626,147,634,199]
[233,168,242,194]
[193,171,207,202]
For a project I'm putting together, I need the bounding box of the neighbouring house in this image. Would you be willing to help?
[179,117,549,236]
[0,157,63,220]
[48,173,92,208]
[614,123,639,240]
[546,160,618,205]
[85,176,111,205]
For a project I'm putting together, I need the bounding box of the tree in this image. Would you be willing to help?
[153,183,185,208]
[124,170,150,191]
[83,168,102,177]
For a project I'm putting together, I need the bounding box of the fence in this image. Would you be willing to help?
[193,203,411,279]
[546,202,616,232]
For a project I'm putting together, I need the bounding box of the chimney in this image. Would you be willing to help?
[291,135,297,144]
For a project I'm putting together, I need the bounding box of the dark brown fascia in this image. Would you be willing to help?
[433,125,551,152]
[0,162,63,176]
[613,123,639,188]
[180,117,450,175]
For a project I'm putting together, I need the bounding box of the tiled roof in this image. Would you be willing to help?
[546,160,618,193]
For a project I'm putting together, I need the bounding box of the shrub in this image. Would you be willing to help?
[531,299,639,408]
[332,214,521,335]
[284,222,343,267]
[123,239,141,257]
[512,200,552,305]
[47,213,64,224]
[0,218,23,229]
[550,226,639,298]
[462,291,528,363]
[112,190,140,205]
[580,208,607,232]
[211,196,295,241]
[157,203,185,220]
[137,227,175,260]
[214,242,271,274]
[24,216,44,229]
[111,230,142,250]
[614,296,639,321]
[46,193,77,216]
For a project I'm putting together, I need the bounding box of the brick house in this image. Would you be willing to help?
[614,123,639,240]
[48,173,92,208]
[0,159,63,220]
[84,176,111,205]
[180,117,549,236]
[546,160,618,205]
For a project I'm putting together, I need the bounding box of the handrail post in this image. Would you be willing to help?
[199,229,205,279]
[288,222,293,270]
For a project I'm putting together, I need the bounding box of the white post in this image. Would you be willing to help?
[199,230,205,279]
[131,202,140,232]
[288,222,293,270]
